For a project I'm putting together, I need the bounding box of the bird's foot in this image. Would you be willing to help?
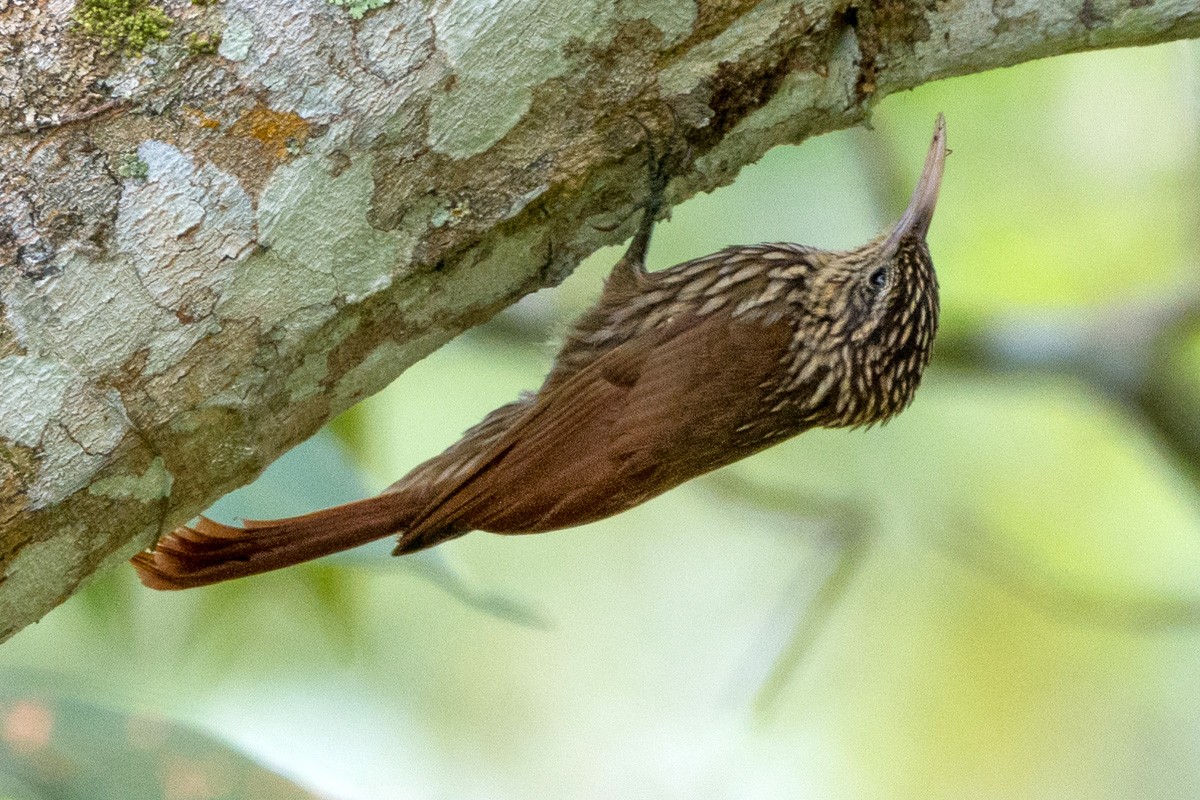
[615,103,691,269]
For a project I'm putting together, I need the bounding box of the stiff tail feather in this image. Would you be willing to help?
[132,491,418,590]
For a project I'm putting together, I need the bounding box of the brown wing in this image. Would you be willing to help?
[397,311,793,547]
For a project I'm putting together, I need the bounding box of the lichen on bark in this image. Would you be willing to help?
[73,0,174,56]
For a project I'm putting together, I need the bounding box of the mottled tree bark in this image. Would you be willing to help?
[1,0,1198,641]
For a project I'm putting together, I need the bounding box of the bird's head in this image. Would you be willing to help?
[806,114,947,426]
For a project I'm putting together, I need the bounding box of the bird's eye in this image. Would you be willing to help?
[868,267,889,290]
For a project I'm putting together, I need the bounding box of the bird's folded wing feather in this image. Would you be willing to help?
[400,311,792,541]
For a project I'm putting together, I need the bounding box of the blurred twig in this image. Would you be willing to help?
[927,512,1200,631]
[397,549,551,629]
[751,528,870,716]
[939,294,1200,487]
[709,445,1200,717]
[705,473,874,716]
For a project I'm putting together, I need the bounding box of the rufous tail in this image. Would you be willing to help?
[132,491,419,590]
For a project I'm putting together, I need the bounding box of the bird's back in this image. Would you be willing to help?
[391,245,817,545]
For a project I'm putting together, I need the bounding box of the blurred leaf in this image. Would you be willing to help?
[0,676,326,800]
[1147,321,1200,473]
[203,430,374,523]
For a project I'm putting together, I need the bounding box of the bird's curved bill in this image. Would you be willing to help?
[883,113,947,253]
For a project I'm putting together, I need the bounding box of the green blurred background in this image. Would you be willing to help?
[4,40,1200,800]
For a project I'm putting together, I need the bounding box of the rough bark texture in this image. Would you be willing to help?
[1,0,1198,641]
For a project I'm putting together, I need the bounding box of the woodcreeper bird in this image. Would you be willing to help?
[133,115,947,590]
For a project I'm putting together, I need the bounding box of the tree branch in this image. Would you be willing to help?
[1,0,1198,641]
